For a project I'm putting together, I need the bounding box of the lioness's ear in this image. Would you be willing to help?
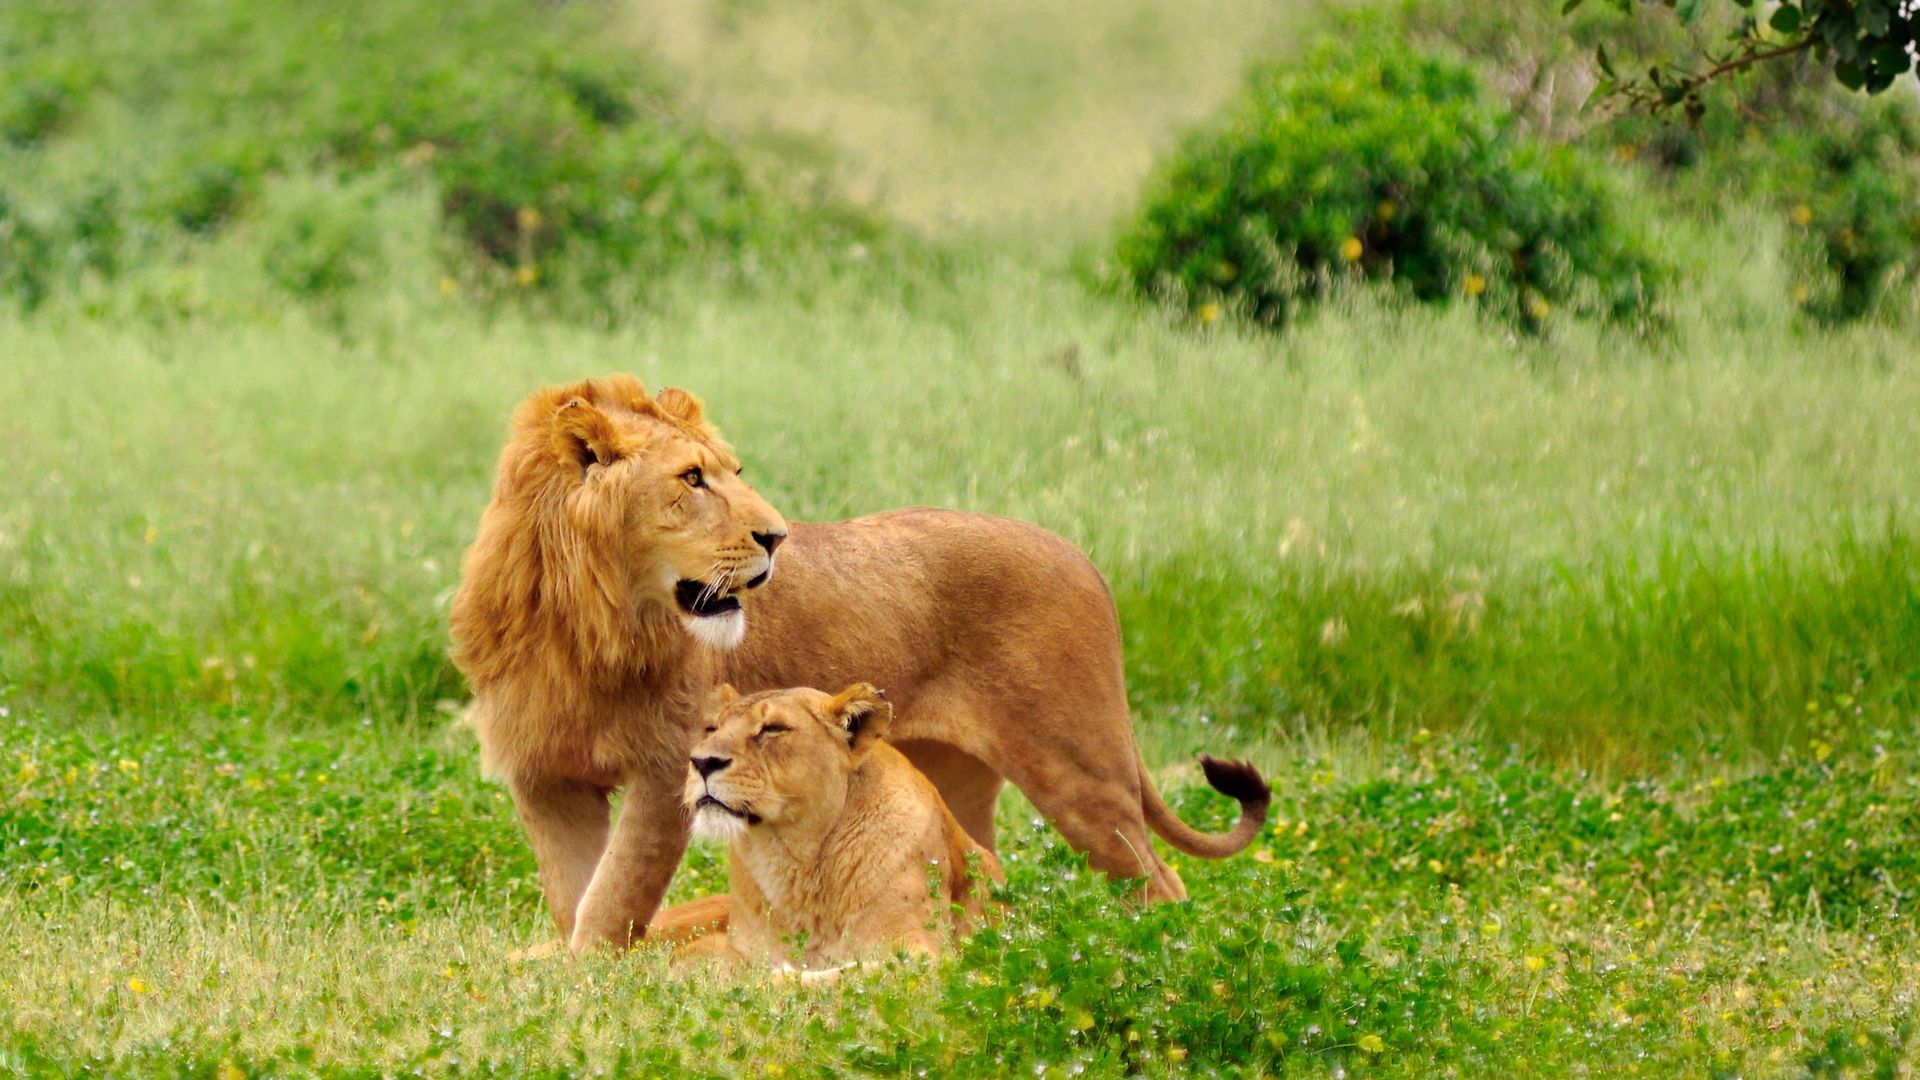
[653,387,705,427]
[826,683,891,753]
[706,682,741,715]
[552,397,621,475]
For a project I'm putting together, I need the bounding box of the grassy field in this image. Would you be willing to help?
[5,0,1920,1074]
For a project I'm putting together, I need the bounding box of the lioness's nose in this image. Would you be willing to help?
[752,529,787,556]
[692,755,731,778]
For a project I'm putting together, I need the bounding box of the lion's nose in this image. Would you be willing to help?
[752,529,787,556]
[692,755,732,778]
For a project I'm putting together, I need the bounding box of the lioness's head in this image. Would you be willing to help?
[684,683,892,842]
[452,376,787,672]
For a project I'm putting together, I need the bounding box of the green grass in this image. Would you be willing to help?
[6,717,1920,1075]
[5,0,1920,1073]
[4,218,1916,753]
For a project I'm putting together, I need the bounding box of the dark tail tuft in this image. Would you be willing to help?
[1198,754,1271,805]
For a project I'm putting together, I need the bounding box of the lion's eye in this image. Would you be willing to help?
[681,467,705,489]
[703,725,717,734]
[758,723,789,737]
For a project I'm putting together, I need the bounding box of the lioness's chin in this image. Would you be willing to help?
[683,609,747,650]
[690,804,748,843]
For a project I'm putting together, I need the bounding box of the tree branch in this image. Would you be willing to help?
[1689,37,1817,87]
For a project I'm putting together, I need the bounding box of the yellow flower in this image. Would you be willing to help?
[117,758,140,775]
[1068,1007,1095,1031]
[1196,301,1222,326]
[1524,955,1547,973]
[1339,236,1364,262]
[1526,295,1552,322]
[1463,273,1487,297]
[1375,200,1397,223]
[1791,284,1811,305]
[1789,203,1813,227]
[438,276,458,297]
[217,1062,246,1080]
[144,524,159,545]
[516,206,544,233]
[1357,1034,1386,1054]
[1167,1047,1188,1064]
[127,976,152,994]
[514,265,540,288]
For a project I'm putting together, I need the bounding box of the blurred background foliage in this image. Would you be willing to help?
[0,0,881,317]
[2,0,1913,328]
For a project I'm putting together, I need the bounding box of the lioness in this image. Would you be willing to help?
[450,375,1271,952]
[671,682,1000,970]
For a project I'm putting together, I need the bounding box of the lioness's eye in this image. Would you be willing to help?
[758,723,789,736]
[703,725,717,734]
[681,467,705,489]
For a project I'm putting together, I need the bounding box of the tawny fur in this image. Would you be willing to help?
[449,375,1269,952]
[667,684,1000,970]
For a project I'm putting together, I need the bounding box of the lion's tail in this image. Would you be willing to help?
[1136,751,1271,859]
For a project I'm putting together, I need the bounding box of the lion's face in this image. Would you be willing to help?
[543,379,788,651]
[683,683,891,841]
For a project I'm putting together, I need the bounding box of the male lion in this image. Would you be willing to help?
[671,682,1000,970]
[450,375,1271,952]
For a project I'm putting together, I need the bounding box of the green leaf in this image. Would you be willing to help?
[1596,44,1617,78]
[1834,57,1866,89]
[1562,0,1586,12]
[1769,5,1802,32]
[1868,43,1910,78]
[1677,0,1709,24]
[1857,0,1891,37]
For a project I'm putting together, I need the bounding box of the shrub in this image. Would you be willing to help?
[0,0,876,313]
[0,193,54,310]
[1118,40,1663,332]
[258,176,385,300]
[0,78,72,146]
[1583,36,1920,324]
[1376,0,1920,324]
[1733,103,1920,324]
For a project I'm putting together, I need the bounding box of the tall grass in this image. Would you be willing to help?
[2,204,1915,756]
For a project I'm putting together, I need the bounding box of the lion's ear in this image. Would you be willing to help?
[653,387,705,427]
[707,683,741,715]
[552,397,621,475]
[826,683,891,753]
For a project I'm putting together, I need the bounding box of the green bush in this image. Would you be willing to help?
[1372,0,1920,324]
[1727,104,1919,324]
[1117,40,1663,332]
[1589,48,1920,324]
[0,78,72,146]
[0,194,54,310]
[0,0,875,312]
[258,175,385,300]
